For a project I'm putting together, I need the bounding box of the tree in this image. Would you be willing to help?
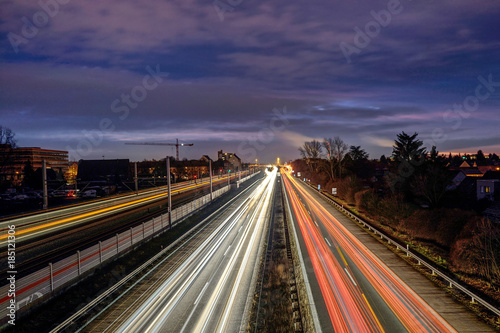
[324,137,348,179]
[411,146,451,207]
[322,138,336,181]
[476,150,486,165]
[22,160,38,189]
[299,140,322,174]
[389,132,427,199]
[392,131,426,163]
[0,126,17,189]
[0,126,16,147]
[349,146,369,161]
[348,145,370,179]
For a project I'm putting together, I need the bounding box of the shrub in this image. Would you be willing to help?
[359,189,379,214]
[336,176,362,205]
[354,189,369,212]
[450,218,500,284]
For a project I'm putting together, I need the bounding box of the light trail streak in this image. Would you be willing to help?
[117,168,276,333]
[202,169,276,332]
[283,174,380,332]
[0,176,231,243]
[118,196,252,332]
[283,172,457,332]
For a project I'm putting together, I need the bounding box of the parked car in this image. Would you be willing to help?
[0,194,12,201]
[25,192,42,199]
[81,189,97,198]
[51,190,67,197]
[12,194,29,200]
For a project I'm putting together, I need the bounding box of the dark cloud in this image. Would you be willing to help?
[1,0,499,163]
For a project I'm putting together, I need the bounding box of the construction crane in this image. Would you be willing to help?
[125,138,193,161]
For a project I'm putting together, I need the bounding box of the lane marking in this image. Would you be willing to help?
[324,237,332,247]
[314,221,318,227]
[195,282,209,305]
[362,293,385,333]
[224,245,231,256]
[344,268,357,286]
[337,246,348,267]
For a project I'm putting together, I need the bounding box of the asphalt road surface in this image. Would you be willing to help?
[117,168,277,333]
[282,171,459,333]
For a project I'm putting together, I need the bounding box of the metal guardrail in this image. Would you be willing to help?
[0,170,260,327]
[301,179,500,318]
[0,186,233,322]
[49,171,260,333]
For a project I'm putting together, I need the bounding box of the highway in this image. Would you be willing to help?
[0,173,240,246]
[282,171,457,333]
[112,168,277,333]
[0,173,247,278]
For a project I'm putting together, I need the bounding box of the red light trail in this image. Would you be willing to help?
[282,172,456,332]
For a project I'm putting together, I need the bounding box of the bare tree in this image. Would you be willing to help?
[299,140,322,174]
[322,138,336,181]
[0,126,16,147]
[0,126,17,188]
[474,218,500,283]
[324,137,348,179]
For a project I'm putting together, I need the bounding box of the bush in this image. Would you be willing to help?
[359,191,413,227]
[354,189,369,212]
[450,218,500,284]
[399,208,473,248]
[359,189,379,214]
[399,210,430,239]
[336,176,362,205]
[434,209,472,248]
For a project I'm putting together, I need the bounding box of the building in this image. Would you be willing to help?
[200,155,213,163]
[77,159,130,182]
[0,145,69,185]
[170,159,209,181]
[447,161,484,191]
[477,179,500,201]
[217,150,242,171]
[64,162,79,185]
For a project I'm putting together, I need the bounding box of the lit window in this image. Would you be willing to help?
[485,186,491,193]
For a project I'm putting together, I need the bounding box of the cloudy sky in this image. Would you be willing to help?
[1,0,499,163]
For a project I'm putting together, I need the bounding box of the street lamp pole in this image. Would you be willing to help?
[167,156,172,229]
[209,159,213,201]
[42,159,48,210]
